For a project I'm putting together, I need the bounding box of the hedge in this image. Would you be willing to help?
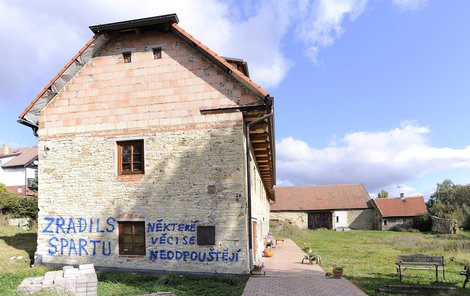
[0,189,38,220]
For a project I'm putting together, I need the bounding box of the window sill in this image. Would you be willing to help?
[119,254,146,259]
[117,174,145,182]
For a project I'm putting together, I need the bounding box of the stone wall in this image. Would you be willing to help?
[346,209,375,230]
[432,216,456,234]
[36,29,269,275]
[270,212,308,229]
[271,209,374,230]
[380,217,413,230]
[37,123,250,274]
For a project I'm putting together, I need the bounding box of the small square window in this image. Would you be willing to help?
[197,226,215,245]
[123,52,131,63]
[153,47,162,59]
[118,221,146,255]
[117,140,144,175]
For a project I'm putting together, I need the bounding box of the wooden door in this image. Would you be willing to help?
[308,212,333,229]
[252,221,258,262]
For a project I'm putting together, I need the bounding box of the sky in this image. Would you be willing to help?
[1,0,470,199]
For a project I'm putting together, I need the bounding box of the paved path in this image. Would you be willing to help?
[242,239,367,296]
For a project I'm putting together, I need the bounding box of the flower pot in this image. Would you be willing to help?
[251,269,265,276]
[333,268,343,279]
[264,250,274,257]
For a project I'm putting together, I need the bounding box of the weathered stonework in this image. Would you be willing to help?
[431,216,457,234]
[271,210,374,230]
[270,212,308,229]
[338,209,375,230]
[35,26,271,274]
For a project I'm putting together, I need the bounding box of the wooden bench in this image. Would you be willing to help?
[460,266,469,288]
[396,254,445,282]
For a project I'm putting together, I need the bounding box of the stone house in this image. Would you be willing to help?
[271,184,375,230]
[372,195,427,230]
[18,14,275,274]
[0,144,38,196]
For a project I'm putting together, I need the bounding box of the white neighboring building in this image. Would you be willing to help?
[0,144,38,195]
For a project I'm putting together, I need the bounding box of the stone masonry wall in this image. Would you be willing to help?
[431,216,456,234]
[35,29,268,274]
[270,212,308,229]
[37,122,249,274]
[347,209,375,230]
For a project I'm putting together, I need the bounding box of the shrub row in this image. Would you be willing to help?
[0,192,38,220]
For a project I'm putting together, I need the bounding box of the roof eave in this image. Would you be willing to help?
[19,35,99,121]
[89,14,179,34]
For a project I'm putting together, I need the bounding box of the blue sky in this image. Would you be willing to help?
[1,0,470,198]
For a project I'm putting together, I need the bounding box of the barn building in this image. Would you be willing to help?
[271,184,374,230]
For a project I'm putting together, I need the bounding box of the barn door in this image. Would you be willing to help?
[308,212,333,229]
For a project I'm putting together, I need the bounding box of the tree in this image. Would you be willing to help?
[427,179,470,229]
[0,183,10,194]
[427,179,457,215]
[377,189,389,198]
[28,177,38,193]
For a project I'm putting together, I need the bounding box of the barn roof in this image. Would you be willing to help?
[373,196,428,218]
[271,184,371,211]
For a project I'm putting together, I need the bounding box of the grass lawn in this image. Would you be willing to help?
[272,222,470,296]
[0,226,248,296]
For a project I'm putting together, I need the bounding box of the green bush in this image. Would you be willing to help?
[412,214,433,232]
[389,222,413,232]
[0,189,38,220]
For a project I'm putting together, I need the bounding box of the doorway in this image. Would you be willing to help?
[308,212,332,229]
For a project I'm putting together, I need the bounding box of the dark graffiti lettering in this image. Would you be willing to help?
[47,237,111,257]
[42,217,116,234]
[149,249,241,263]
[43,217,55,233]
[147,220,199,233]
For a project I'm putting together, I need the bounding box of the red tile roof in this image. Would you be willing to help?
[2,147,38,168]
[373,196,428,217]
[271,184,371,211]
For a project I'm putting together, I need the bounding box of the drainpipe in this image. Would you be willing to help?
[245,96,274,270]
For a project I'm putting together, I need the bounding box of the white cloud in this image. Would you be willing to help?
[392,0,428,11]
[0,0,295,102]
[296,0,369,63]
[277,122,470,193]
[0,0,430,102]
